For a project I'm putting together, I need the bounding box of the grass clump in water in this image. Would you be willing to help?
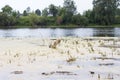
[66,51,76,62]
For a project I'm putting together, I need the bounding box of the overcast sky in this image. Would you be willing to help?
[0,0,93,14]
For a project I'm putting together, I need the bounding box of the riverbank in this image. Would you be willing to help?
[0,37,120,80]
[1,24,120,29]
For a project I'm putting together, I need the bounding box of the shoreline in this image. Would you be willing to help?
[0,25,120,29]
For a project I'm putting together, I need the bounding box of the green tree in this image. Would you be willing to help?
[63,0,76,24]
[115,8,120,24]
[17,16,31,26]
[83,10,94,24]
[23,10,28,16]
[28,13,39,26]
[37,17,47,26]
[72,14,88,26]
[0,12,8,26]
[26,7,31,14]
[0,12,15,27]
[57,7,65,16]
[0,5,17,27]
[2,5,13,15]
[116,8,120,16]
[115,15,120,24]
[42,8,49,17]
[56,16,63,25]
[93,0,120,25]
[63,0,76,15]
[35,9,41,16]
[12,11,19,17]
[11,11,21,25]
[49,4,58,17]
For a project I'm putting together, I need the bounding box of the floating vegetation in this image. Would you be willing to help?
[93,57,120,61]
[89,71,95,75]
[11,71,23,74]
[77,65,80,68]
[49,39,61,49]
[41,71,77,76]
[66,51,76,63]
[99,63,114,66]
[99,45,120,48]
[66,56,76,63]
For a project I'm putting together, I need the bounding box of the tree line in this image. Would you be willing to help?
[0,0,120,28]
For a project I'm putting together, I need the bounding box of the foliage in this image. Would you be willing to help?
[115,16,120,24]
[2,5,12,15]
[35,9,41,16]
[28,13,39,26]
[0,12,16,27]
[0,1,120,28]
[37,16,48,26]
[0,12,9,26]
[93,0,120,25]
[115,8,120,24]
[56,16,63,25]
[26,7,31,14]
[0,5,16,27]
[17,16,31,26]
[23,10,28,16]
[49,4,58,17]
[63,0,76,15]
[12,11,20,18]
[72,14,88,26]
[47,17,56,25]
[42,8,49,17]
[83,10,94,24]
[62,0,77,24]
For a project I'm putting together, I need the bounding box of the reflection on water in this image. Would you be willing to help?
[93,28,115,37]
[0,27,119,38]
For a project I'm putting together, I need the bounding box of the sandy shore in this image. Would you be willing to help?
[0,37,120,80]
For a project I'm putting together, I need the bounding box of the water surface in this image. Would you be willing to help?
[0,27,119,38]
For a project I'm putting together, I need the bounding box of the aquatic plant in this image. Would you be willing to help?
[66,51,76,62]
[66,56,76,62]
[49,39,61,49]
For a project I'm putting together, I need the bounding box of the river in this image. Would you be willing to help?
[0,27,120,38]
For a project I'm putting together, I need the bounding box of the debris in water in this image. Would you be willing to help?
[99,63,114,66]
[11,71,23,74]
[41,71,77,76]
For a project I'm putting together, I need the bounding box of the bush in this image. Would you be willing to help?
[0,12,17,28]
[115,16,120,24]
[37,17,47,26]
[28,13,39,27]
[17,16,31,26]
[56,16,63,25]
[46,16,56,25]
[72,14,88,26]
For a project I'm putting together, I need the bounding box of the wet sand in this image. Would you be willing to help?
[0,37,120,80]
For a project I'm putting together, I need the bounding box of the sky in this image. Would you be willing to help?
[0,0,93,14]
